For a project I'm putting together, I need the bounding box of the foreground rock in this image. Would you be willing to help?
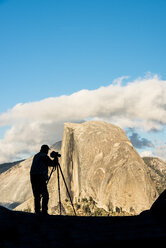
[0,204,166,248]
[150,189,166,216]
[60,121,157,214]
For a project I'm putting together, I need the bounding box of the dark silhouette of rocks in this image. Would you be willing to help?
[0,205,166,247]
[150,189,166,217]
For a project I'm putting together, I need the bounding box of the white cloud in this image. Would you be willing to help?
[0,74,166,163]
[154,143,166,161]
[140,150,154,158]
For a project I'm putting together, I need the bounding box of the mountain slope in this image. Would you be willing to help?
[143,157,166,194]
[0,157,33,209]
[0,160,24,174]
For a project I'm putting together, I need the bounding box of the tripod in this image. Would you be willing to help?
[47,162,77,216]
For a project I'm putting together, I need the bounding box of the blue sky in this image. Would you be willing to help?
[0,0,166,162]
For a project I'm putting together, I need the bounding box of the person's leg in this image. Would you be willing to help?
[30,175,41,213]
[41,178,49,214]
[34,195,41,213]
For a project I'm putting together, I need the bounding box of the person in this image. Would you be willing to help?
[30,144,57,214]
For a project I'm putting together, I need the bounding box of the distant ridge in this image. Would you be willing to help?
[51,141,62,152]
[0,160,24,174]
[143,157,166,194]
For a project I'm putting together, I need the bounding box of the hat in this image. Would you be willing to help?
[40,144,50,152]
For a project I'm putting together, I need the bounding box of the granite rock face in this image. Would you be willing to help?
[60,121,158,214]
[143,157,166,194]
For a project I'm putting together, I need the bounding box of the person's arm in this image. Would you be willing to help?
[45,155,58,168]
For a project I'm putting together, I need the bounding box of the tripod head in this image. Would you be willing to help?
[50,151,61,158]
[50,151,61,165]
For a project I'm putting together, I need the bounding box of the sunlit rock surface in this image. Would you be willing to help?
[60,121,157,214]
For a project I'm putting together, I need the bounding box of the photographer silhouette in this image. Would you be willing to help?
[30,144,57,214]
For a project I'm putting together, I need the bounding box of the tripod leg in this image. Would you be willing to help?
[47,167,55,185]
[58,163,77,216]
[57,166,62,215]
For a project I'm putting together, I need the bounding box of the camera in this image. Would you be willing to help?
[50,151,61,159]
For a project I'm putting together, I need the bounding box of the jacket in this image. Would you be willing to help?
[30,151,56,180]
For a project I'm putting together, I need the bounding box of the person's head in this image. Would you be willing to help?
[40,144,50,154]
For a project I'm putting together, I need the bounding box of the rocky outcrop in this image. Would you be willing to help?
[150,189,166,216]
[0,206,166,247]
[60,121,157,214]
